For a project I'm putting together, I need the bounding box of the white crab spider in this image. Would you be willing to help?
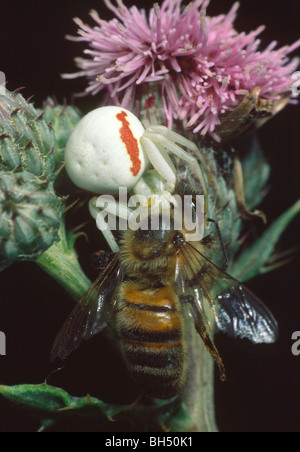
[65,106,209,252]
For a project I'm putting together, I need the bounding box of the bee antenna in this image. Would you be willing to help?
[207,218,229,268]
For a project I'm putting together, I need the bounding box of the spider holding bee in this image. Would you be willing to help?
[51,183,278,400]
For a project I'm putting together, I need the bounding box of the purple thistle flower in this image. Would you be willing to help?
[64,0,300,138]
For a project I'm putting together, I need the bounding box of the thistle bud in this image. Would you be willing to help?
[37,97,82,169]
[0,89,56,180]
[0,171,65,264]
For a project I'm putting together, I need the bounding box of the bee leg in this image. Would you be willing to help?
[182,295,227,382]
[233,157,267,224]
[207,218,229,268]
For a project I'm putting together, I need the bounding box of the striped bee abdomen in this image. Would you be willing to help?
[117,284,187,399]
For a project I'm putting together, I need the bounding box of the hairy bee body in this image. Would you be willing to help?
[114,213,195,399]
[117,283,187,399]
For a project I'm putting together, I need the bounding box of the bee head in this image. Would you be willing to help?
[133,213,176,258]
[121,213,181,263]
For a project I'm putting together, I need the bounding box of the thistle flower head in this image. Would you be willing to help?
[0,171,65,264]
[37,97,82,170]
[0,90,66,265]
[0,89,56,179]
[65,0,300,138]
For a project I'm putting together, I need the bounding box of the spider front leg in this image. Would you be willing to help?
[89,196,132,253]
[140,136,177,193]
[142,126,209,217]
[89,191,154,253]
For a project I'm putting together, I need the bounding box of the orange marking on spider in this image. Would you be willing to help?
[116,110,142,177]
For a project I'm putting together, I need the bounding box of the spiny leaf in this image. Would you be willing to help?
[231,200,300,282]
[0,383,178,431]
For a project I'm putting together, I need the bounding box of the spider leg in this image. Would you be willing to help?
[140,136,177,192]
[143,128,209,217]
[89,196,132,253]
[146,125,211,182]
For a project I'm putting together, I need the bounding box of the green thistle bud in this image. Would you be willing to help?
[0,171,65,264]
[0,89,56,180]
[37,97,82,169]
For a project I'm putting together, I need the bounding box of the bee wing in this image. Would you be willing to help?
[178,242,278,344]
[51,253,121,362]
[214,285,278,344]
[177,250,227,380]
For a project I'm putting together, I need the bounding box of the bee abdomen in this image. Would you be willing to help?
[123,340,185,399]
[117,286,186,399]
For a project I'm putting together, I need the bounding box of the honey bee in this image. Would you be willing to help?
[51,186,278,399]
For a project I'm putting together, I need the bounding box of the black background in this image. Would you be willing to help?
[0,0,299,432]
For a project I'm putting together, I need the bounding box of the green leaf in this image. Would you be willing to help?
[231,200,300,282]
[242,135,271,210]
[0,384,128,423]
[0,384,73,412]
[0,383,178,431]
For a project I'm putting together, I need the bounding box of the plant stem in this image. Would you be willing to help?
[36,222,91,301]
[167,322,218,432]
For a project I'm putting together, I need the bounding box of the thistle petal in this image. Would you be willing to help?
[64,0,300,138]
